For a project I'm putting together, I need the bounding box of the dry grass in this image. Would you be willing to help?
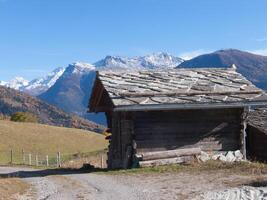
[0,178,30,200]
[0,120,108,164]
[62,150,108,168]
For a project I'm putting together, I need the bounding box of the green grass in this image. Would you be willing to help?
[0,120,108,164]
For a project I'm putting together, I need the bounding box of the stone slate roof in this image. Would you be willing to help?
[248,108,267,134]
[96,68,267,110]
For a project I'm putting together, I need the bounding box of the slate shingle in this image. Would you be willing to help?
[97,68,267,107]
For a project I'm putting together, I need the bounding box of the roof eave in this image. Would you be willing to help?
[113,101,267,112]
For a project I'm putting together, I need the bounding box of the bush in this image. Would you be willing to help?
[10,112,38,123]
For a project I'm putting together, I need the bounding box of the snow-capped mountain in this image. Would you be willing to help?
[39,53,183,125]
[0,67,65,96]
[39,61,104,123]
[141,52,183,68]
[2,52,183,125]
[0,81,7,86]
[23,67,66,95]
[0,77,29,90]
[1,53,182,95]
[94,52,183,70]
[63,62,95,76]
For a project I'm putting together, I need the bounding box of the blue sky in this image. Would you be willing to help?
[0,0,267,81]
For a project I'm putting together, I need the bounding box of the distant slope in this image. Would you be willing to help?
[0,85,104,132]
[0,120,108,163]
[178,49,267,90]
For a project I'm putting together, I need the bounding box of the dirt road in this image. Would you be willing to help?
[0,166,151,200]
[0,166,267,200]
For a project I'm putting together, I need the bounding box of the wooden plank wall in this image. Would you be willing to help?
[108,112,134,169]
[133,108,243,153]
[247,125,267,162]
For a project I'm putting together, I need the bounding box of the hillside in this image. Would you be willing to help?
[178,49,267,90]
[0,85,104,132]
[0,120,108,163]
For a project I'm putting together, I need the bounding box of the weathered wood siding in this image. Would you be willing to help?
[247,125,267,162]
[107,108,244,169]
[108,112,134,169]
[133,108,243,153]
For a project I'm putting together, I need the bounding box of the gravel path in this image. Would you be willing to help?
[0,166,150,200]
[193,186,267,200]
[0,166,267,200]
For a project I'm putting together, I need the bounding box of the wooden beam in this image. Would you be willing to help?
[139,156,194,167]
[94,80,105,109]
[136,148,201,161]
[114,101,267,112]
[241,107,249,160]
[92,106,112,112]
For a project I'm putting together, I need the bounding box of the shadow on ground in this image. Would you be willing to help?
[0,166,108,179]
[246,180,267,187]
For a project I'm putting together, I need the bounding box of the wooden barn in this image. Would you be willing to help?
[89,68,267,169]
[247,108,267,162]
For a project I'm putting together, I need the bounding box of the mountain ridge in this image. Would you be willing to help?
[94,52,183,70]
[178,49,267,90]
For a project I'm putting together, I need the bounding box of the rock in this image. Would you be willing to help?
[198,151,210,162]
[198,150,244,163]
[218,154,227,162]
[225,151,236,162]
[211,153,222,161]
[234,150,243,161]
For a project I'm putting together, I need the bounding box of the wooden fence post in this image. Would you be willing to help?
[101,155,104,169]
[56,153,58,167]
[10,150,13,164]
[29,154,32,165]
[46,155,49,167]
[35,155,39,167]
[57,152,61,167]
[22,149,25,165]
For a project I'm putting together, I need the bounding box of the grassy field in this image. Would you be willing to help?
[0,120,108,165]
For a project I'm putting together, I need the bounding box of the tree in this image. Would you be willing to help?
[10,112,38,123]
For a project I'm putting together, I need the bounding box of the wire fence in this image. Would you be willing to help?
[0,149,107,168]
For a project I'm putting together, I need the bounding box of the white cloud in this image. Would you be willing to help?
[178,49,212,60]
[249,48,267,56]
